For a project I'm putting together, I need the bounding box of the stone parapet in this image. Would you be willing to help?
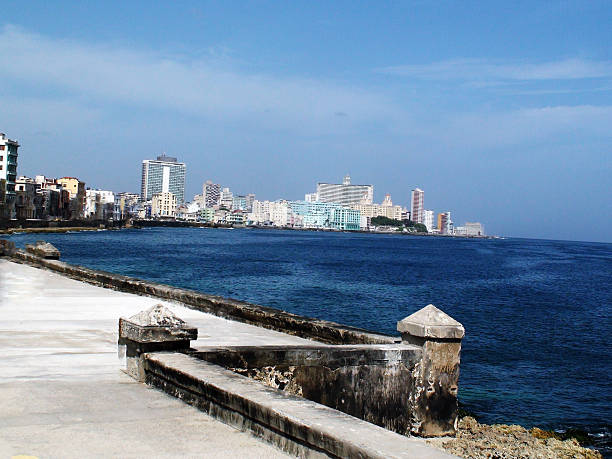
[119,304,198,381]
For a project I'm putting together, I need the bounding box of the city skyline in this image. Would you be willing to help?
[1,2,610,242]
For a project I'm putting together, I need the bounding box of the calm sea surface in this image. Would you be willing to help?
[8,228,612,451]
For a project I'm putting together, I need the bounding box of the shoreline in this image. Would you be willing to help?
[2,218,496,239]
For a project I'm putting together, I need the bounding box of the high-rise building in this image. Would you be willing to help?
[0,133,19,217]
[315,174,373,206]
[411,188,424,224]
[220,187,233,209]
[141,154,186,203]
[423,210,434,232]
[202,180,221,208]
[438,211,452,235]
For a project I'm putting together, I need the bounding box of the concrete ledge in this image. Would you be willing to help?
[10,249,396,345]
[144,352,456,459]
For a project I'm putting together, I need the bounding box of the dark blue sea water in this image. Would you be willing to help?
[8,228,612,452]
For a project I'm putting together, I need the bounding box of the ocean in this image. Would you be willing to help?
[8,227,611,453]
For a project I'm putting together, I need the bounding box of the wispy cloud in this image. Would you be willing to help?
[378,58,612,81]
[0,25,395,125]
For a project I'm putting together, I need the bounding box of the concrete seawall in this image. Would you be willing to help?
[2,244,462,458]
[10,248,397,345]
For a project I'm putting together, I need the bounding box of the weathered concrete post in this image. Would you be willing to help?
[397,304,464,437]
[118,304,197,382]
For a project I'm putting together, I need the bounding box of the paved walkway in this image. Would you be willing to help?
[0,259,315,458]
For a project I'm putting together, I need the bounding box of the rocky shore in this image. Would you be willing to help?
[427,416,602,459]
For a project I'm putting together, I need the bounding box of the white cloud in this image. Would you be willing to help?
[378,58,612,81]
[0,25,395,124]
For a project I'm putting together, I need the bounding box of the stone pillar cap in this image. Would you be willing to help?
[128,304,187,327]
[397,304,464,340]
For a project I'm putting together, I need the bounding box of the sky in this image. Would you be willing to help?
[0,0,610,242]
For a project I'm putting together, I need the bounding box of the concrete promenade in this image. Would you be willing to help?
[0,259,317,458]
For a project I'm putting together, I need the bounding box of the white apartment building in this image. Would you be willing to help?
[85,189,115,219]
[411,188,424,224]
[141,154,186,203]
[315,175,373,206]
[249,200,292,227]
[220,187,233,209]
[423,210,434,232]
[151,192,177,218]
[351,203,402,221]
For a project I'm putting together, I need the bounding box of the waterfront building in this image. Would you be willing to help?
[438,211,452,235]
[220,187,233,209]
[423,210,434,232]
[227,211,246,225]
[15,176,36,219]
[464,222,484,236]
[350,201,402,222]
[151,192,177,218]
[249,200,292,227]
[141,154,186,203]
[245,193,256,212]
[85,189,115,220]
[57,177,86,218]
[289,200,361,231]
[0,133,19,218]
[315,175,373,206]
[114,192,140,221]
[213,208,229,224]
[232,195,247,211]
[198,207,215,223]
[411,188,424,224]
[203,180,221,208]
[329,207,361,231]
[304,192,318,202]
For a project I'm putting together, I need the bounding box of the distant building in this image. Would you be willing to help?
[289,200,361,231]
[220,187,233,209]
[350,194,403,222]
[232,195,247,211]
[0,133,19,218]
[151,192,177,218]
[315,175,373,206]
[199,207,215,223]
[423,210,434,232]
[245,193,256,212]
[202,180,221,208]
[465,222,484,236]
[249,200,293,227]
[411,188,424,224]
[114,192,140,221]
[141,154,186,203]
[438,211,452,235]
[85,189,115,220]
[329,207,361,231]
[57,177,86,218]
[15,176,36,219]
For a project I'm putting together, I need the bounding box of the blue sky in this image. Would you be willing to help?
[1,1,610,242]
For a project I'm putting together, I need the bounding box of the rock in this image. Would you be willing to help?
[0,239,16,256]
[427,417,603,459]
[25,241,60,259]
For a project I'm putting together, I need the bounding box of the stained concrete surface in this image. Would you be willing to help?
[0,259,314,458]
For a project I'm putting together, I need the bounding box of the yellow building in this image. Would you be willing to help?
[57,177,86,218]
[151,192,177,218]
